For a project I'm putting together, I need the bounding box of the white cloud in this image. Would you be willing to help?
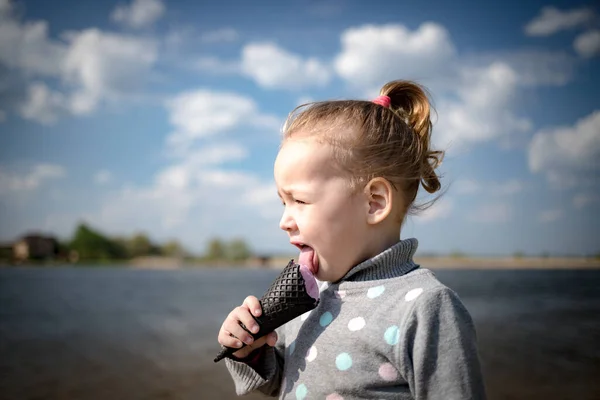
[528,110,600,183]
[198,170,258,188]
[194,56,239,74]
[492,50,575,87]
[201,28,238,43]
[524,6,595,36]
[330,23,533,150]
[574,30,600,58]
[573,193,599,208]
[62,29,158,115]
[468,203,511,223]
[0,1,159,123]
[490,180,524,196]
[453,179,480,195]
[111,0,165,29]
[80,150,283,251]
[94,170,112,185]
[0,163,65,194]
[0,3,66,76]
[165,89,280,153]
[19,82,66,124]
[418,198,453,222]
[453,179,523,196]
[435,62,532,149]
[334,23,456,90]
[539,209,562,223]
[241,42,331,90]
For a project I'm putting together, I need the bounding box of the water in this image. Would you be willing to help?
[1,266,599,400]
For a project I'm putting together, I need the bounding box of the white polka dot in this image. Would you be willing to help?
[335,290,346,299]
[301,310,312,321]
[367,285,385,298]
[348,317,366,331]
[326,393,344,400]
[306,346,318,362]
[405,288,423,302]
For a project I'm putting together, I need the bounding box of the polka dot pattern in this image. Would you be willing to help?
[367,285,385,298]
[296,383,308,400]
[384,325,399,345]
[379,363,398,381]
[405,288,423,302]
[306,345,318,362]
[326,393,344,400]
[348,317,366,331]
[335,352,353,371]
[319,311,333,327]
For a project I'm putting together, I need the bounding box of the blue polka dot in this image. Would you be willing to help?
[296,383,307,400]
[319,311,333,327]
[367,285,385,298]
[384,325,399,345]
[335,352,353,371]
[289,341,296,355]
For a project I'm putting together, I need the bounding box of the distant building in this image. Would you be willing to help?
[13,234,59,261]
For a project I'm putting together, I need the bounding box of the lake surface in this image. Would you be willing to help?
[1,266,599,400]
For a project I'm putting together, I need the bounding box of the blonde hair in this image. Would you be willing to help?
[282,80,444,217]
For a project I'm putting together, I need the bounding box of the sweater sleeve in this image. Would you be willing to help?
[224,326,286,397]
[398,286,487,400]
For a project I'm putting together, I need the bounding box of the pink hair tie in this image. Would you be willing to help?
[372,95,391,108]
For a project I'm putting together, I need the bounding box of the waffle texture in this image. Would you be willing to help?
[214,260,319,362]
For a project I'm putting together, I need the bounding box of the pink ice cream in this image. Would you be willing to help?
[299,264,319,300]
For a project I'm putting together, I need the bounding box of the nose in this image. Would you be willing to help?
[279,207,297,232]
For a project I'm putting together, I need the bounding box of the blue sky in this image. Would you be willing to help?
[0,0,599,257]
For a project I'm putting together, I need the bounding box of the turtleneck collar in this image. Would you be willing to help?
[336,238,419,283]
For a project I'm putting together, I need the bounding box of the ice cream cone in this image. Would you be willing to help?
[214,260,319,362]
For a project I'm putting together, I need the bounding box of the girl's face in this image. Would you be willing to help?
[274,137,374,282]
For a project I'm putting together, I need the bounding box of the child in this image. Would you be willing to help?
[217,80,487,399]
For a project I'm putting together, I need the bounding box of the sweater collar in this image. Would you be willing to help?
[337,238,419,283]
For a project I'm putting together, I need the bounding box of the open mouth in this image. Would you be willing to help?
[294,243,318,276]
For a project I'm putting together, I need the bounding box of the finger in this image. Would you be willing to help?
[237,308,260,336]
[224,320,255,346]
[266,331,278,347]
[218,329,243,348]
[242,296,262,317]
[232,344,256,359]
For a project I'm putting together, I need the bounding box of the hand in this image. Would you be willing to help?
[218,295,278,359]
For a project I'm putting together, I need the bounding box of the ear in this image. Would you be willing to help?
[364,178,393,225]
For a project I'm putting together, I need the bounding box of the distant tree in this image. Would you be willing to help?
[513,251,525,259]
[450,250,466,259]
[206,238,226,260]
[69,223,127,260]
[226,238,252,261]
[161,240,186,257]
[127,233,158,257]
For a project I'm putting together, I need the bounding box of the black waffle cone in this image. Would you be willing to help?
[214,260,319,362]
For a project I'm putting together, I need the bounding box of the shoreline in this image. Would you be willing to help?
[2,256,599,270]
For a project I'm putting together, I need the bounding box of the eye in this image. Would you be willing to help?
[295,199,307,205]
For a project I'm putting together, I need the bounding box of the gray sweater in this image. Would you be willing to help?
[225,238,486,399]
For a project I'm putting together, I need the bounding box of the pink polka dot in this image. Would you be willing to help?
[378,363,398,381]
[326,393,344,400]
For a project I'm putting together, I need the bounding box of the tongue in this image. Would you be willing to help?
[298,246,317,275]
